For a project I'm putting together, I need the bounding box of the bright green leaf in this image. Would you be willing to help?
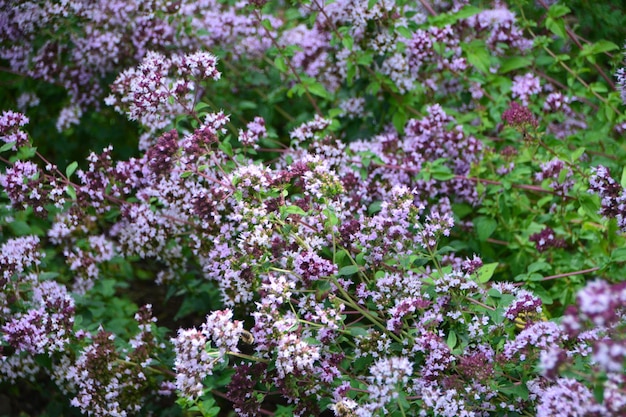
[0,141,16,153]
[65,161,78,178]
[499,56,533,74]
[338,265,359,276]
[474,216,497,241]
[476,262,498,283]
[446,330,457,349]
[66,184,77,201]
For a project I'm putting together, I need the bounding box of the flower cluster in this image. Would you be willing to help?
[529,227,567,252]
[588,165,626,232]
[0,110,29,148]
[105,51,220,137]
[1,1,625,417]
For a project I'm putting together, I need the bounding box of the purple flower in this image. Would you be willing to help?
[0,110,29,147]
[529,227,567,252]
[533,378,605,417]
[535,158,574,195]
[172,328,218,399]
[202,309,244,355]
[504,289,543,323]
[502,101,538,128]
[589,165,626,232]
[511,73,541,105]
[293,250,337,284]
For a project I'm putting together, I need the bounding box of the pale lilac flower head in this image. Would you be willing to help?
[367,356,413,408]
[55,104,83,132]
[535,158,574,195]
[576,279,619,327]
[238,116,266,149]
[202,309,244,355]
[504,289,543,322]
[0,110,29,147]
[172,328,217,399]
[290,115,332,146]
[275,333,320,379]
[535,378,606,417]
[0,235,42,283]
[171,51,220,80]
[511,73,541,105]
[293,250,338,284]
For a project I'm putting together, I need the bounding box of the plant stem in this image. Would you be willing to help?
[514,266,601,286]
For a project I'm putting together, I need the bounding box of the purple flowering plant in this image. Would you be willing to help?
[2,0,626,416]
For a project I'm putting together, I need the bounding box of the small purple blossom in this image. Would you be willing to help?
[0,110,29,147]
[502,101,538,128]
[504,289,543,322]
[511,73,541,105]
[238,116,266,149]
[293,250,337,284]
[589,165,626,232]
[535,158,574,195]
[529,227,567,252]
[172,328,218,399]
[202,309,244,355]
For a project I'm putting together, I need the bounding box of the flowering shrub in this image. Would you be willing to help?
[1,1,626,416]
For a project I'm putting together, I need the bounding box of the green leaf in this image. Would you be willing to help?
[66,184,77,201]
[474,216,497,241]
[39,272,60,280]
[499,383,529,400]
[570,147,586,163]
[0,141,16,152]
[528,261,551,273]
[464,40,490,74]
[218,140,233,157]
[338,265,359,276]
[194,102,211,113]
[547,3,571,19]
[16,145,37,160]
[610,247,626,263]
[476,262,498,283]
[198,398,220,417]
[580,40,619,57]
[274,56,288,73]
[368,200,382,215]
[342,35,354,50]
[9,220,31,235]
[396,26,413,39]
[545,16,567,39]
[65,161,78,178]
[356,52,373,66]
[274,405,296,417]
[578,193,600,218]
[620,166,626,189]
[499,56,533,74]
[392,110,407,132]
[261,18,273,31]
[308,82,330,99]
[446,330,457,349]
[452,5,482,20]
[280,204,307,220]
[431,165,455,181]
